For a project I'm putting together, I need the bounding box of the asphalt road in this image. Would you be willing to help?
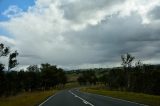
[39,89,147,106]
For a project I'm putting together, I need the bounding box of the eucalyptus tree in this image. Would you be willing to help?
[121,53,135,89]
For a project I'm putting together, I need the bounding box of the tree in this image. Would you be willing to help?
[121,53,134,89]
[135,60,143,71]
[57,68,67,86]
[8,51,19,71]
[99,73,108,86]
[121,53,135,69]
[0,43,10,96]
[77,70,97,85]
[0,43,10,71]
[0,43,10,57]
[40,63,67,90]
[77,75,87,85]
[25,65,40,91]
[0,63,4,71]
[0,43,18,71]
[0,43,19,96]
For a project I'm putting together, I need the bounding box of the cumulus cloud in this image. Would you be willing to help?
[2,5,23,18]
[0,35,15,46]
[0,0,160,69]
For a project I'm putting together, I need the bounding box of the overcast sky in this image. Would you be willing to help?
[0,0,160,69]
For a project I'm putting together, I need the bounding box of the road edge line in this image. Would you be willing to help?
[38,92,59,106]
[69,90,94,106]
[78,90,148,106]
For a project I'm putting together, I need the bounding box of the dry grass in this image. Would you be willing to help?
[81,87,160,106]
[0,82,80,106]
[0,90,57,106]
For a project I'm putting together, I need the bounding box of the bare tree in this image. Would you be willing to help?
[121,53,135,69]
[121,53,135,89]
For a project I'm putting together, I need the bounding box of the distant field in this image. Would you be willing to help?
[66,73,79,82]
[81,87,160,106]
[54,82,80,90]
[0,90,57,106]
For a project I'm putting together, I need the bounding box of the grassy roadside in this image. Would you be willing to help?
[81,87,160,106]
[0,82,79,106]
[0,90,58,106]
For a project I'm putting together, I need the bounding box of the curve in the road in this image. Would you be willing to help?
[39,89,148,106]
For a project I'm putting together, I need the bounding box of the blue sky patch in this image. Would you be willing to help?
[0,0,35,21]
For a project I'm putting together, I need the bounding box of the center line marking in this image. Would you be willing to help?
[69,90,94,106]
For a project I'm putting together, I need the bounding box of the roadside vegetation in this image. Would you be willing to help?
[0,82,79,106]
[81,86,160,106]
[0,89,57,106]
[0,43,67,96]
[0,63,67,97]
[75,53,160,105]
[0,43,68,106]
[1,42,160,106]
[77,54,160,96]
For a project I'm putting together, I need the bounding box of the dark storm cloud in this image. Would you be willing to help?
[148,6,160,20]
[64,12,160,64]
[1,0,160,68]
[61,0,125,21]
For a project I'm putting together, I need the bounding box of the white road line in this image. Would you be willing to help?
[69,90,94,106]
[78,91,148,106]
[39,92,58,106]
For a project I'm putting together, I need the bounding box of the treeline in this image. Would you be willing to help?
[77,70,97,85]
[100,54,160,95]
[0,43,67,97]
[0,64,67,97]
[77,54,160,95]
[99,65,160,95]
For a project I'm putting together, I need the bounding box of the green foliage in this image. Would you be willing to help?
[0,43,67,97]
[0,43,10,72]
[0,63,67,97]
[77,70,97,85]
[8,51,19,71]
[41,63,67,90]
[0,43,10,57]
[99,54,160,95]
[81,88,160,106]
[0,43,19,96]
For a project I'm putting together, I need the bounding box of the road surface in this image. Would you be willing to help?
[39,89,147,106]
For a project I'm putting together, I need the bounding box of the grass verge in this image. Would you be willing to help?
[0,90,58,106]
[81,87,160,106]
[0,82,80,106]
